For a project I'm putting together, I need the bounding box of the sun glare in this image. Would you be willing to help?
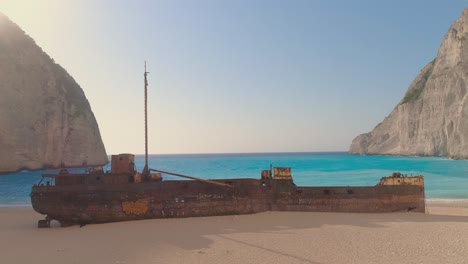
[0,0,70,31]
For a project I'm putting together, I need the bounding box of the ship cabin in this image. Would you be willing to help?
[36,154,144,187]
[378,172,424,186]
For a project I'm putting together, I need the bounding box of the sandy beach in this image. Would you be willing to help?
[0,202,467,264]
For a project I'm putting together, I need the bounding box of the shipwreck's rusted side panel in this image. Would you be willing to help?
[271,185,425,213]
[31,175,425,227]
[31,178,272,225]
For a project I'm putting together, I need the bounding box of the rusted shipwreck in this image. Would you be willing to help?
[31,158,425,227]
[30,64,426,228]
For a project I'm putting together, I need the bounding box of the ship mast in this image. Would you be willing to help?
[143,61,149,177]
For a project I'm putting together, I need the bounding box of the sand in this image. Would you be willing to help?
[1,202,468,264]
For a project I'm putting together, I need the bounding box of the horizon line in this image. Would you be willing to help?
[108,150,349,156]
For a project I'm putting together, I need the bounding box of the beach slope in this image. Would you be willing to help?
[1,203,467,264]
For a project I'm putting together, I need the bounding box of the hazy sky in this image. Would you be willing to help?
[1,1,467,154]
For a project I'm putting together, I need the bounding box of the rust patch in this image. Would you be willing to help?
[273,167,292,180]
[31,168,426,227]
[87,205,98,215]
[122,200,149,215]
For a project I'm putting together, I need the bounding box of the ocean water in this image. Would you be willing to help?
[1,152,468,207]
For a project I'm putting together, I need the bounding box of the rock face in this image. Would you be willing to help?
[350,8,468,159]
[0,13,107,173]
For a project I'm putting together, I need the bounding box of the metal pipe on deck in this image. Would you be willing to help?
[149,169,233,188]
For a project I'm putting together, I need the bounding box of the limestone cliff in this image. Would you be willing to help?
[0,13,107,172]
[349,8,468,159]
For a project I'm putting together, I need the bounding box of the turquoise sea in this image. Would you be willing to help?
[1,152,468,207]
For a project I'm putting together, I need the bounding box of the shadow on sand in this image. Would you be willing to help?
[95,212,468,260]
[9,209,468,264]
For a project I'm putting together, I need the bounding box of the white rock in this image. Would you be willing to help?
[0,13,107,172]
[350,8,468,159]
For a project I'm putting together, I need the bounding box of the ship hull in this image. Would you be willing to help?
[31,178,425,226]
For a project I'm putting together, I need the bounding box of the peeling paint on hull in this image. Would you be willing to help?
[31,177,425,227]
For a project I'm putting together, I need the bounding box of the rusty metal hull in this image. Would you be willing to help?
[31,177,425,226]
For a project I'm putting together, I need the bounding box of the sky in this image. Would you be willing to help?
[1,0,467,154]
